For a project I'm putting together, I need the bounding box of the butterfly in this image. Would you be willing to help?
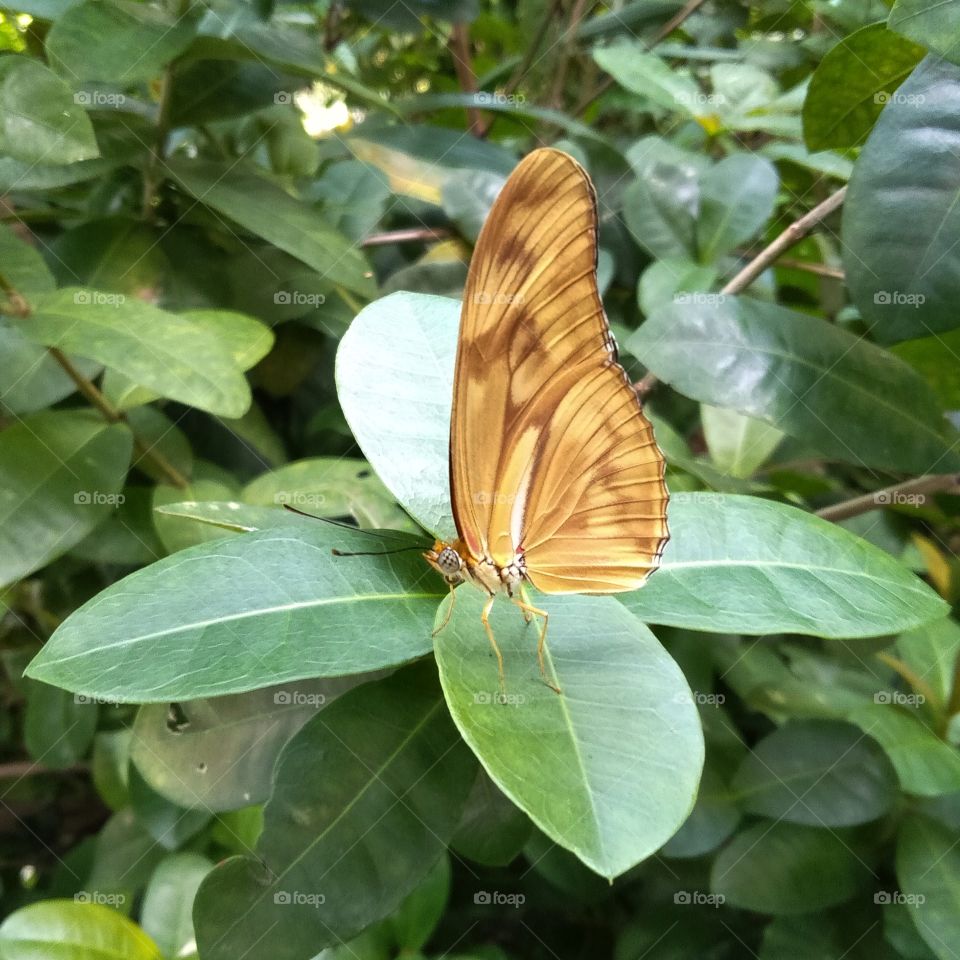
[423,147,669,694]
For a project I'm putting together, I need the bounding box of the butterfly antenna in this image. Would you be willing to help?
[281,503,427,557]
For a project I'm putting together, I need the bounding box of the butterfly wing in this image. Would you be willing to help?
[450,147,668,592]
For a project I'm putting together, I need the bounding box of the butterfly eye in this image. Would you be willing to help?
[437,547,461,575]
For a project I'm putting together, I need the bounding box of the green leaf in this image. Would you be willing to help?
[337,292,458,538]
[0,410,132,588]
[896,618,960,712]
[0,56,98,164]
[0,222,55,299]
[889,0,960,65]
[701,405,784,478]
[25,524,440,702]
[593,43,702,116]
[129,766,211,849]
[696,154,778,262]
[92,729,131,810]
[896,814,960,960]
[628,493,946,637]
[638,259,718,316]
[389,854,450,953]
[843,56,960,343]
[24,681,97,768]
[661,764,740,859]
[893,327,960,410]
[803,23,925,150]
[0,900,161,960]
[731,719,898,826]
[848,704,960,797]
[628,295,960,473]
[86,809,166,900]
[165,159,375,298]
[311,160,391,243]
[243,457,416,533]
[140,853,213,960]
[130,676,383,811]
[193,664,475,960]
[20,289,254,417]
[46,0,195,84]
[711,821,872,914]
[435,590,703,878]
[451,769,532,866]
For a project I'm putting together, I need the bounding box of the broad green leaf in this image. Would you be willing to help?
[701,405,784,477]
[193,664,475,960]
[628,494,946,637]
[0,410,132,587]
[131,676,383,811]
[638,259,718,316]
[660,764,740,859]
[169,59,296,125]
[0,56,98,164]
[141,853,213,960]
[762,141,855,180]
[696,154,778,262]
[894,329,960,410]
[896,814,960,960]
[0,222,55,298]
[843,56,960,342]
[628,295,960,473]
[761,907,890,960]
[803,23,925,150]
[310,160,391,243]
[92,729,131,810]
[19,289,253,417]
[166,159,375,298]
[153,500,302,534]
[884,901,939,960]
[711,821,872,914]
[623,136,708,260]
[24,681,97,768]
[337,292,946,639]
[243,457,416,533]
[896,618,960,711]
[46,0,195,83]
[0,901,161,960]
[87,809,166,899]
[593,43,702,116]
[441,168,506,244]
[26,524,440,702]
[435,590,703,878]
[451,769,532,866]
[47,217,169,295]
[848,704,960,796]
[389,855,450,953]
[128,767,211,849]
[889,0,960,65]
[731,719,897,826]
[337,292,458,538]
[71,486,165,566]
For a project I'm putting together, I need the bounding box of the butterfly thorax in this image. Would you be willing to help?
[423,539,526,597]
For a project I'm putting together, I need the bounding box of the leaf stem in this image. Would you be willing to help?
[142,66,175,221]
[361,227,451,247]
[815,473,960,523]
[448,22,483,137]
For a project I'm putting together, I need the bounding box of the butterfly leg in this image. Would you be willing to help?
[431,583,457,638]
[514,586,560,695]
[480,594,506,696]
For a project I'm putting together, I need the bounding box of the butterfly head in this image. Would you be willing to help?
[423,540,466,585]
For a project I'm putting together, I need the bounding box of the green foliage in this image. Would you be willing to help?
[1,1,959,958]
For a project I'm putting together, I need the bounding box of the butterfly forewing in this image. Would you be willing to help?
[451,147,668,593]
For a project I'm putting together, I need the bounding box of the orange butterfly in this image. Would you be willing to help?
[424,148,669,693]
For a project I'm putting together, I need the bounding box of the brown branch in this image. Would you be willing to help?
[815,473,960,523]
[449,22,483,137]
[548,0,591,110]
[0,761,89,779]
[0,272,188,488]
[142,66,174,222]
[361,227,451,247]
[720,187,847,296]
[633,186,848,395]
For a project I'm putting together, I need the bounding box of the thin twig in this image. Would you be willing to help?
[361,227,451,247]
[548,0,591,110]
[0,761,89,779]
[142,66,174,221]
[815,473,960,523]
[633,186,848,396]
[720,187,847,296]
[502,0,563,96]
[449,22,483,137]
[775,257,845,280]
